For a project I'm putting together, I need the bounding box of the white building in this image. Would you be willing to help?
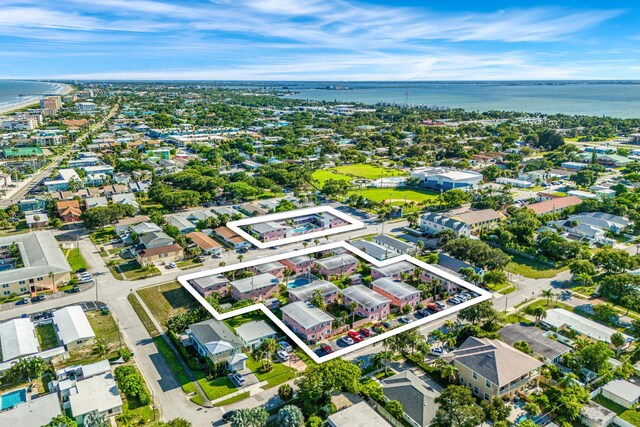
[0,318,39,362]
[410,167,482,191]
[52,306,96,350]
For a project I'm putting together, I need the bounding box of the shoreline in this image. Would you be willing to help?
[0,82,74,115]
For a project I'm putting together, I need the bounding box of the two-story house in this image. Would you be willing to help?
[186,319,247,371]
[281,301,334,342]
[313,253,358,280]
[371,278,421,308]
[341,285,391,321]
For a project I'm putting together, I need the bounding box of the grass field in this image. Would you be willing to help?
[128,294,160,337]
[505,254,568,279]
[197,375,237,401]
[152,336,202,401]
[311,169,352,188]
[214,391,250,407]
[246,357,297,388]
[333,163,407,180]
[35,324,59,350]
[117,261,161,280]
[224,311,267,332]
[348,187,439,204]
[137,281,199,331]
[65,248,87,272]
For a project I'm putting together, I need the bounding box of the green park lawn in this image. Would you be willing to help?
[505,254,568,279]
[65,248,87,272]
[348,187,439,204]
[137,281,199,330]
[333,163,407,180]
[311,169,352,188]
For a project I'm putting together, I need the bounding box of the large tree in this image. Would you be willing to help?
[431,385,485,427]
[295,359,361,415]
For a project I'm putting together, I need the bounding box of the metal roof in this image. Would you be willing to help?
[0,318,39,362]
[314,253,358,270]
[288,280,340,302]
[342,285,391,308]
[281,301,334,329]
[53,306,95,345]
[230,273,279,293]
[371,278,420,299]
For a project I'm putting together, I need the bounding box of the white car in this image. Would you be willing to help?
[431,347,448,356]
[277,350,290,361]
[279,341,293,352]
[341,336,355,346]
[166,262,177,269]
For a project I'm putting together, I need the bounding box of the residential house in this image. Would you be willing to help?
[25,212,48,228]
[443,337,543,400]
[381,371,441,427]
[372,234,417,255]
[341,285,391,321]
[371,277,420,308]
[498,324,570,364]
[213,226,251,250]
[600,379,640,409]
[579,401,615,427]
[67,371,123,425]
[189,274,229,298]
[139,231,174,249]
[0,393,62,426]
[56,200,82,223]
[541,308,633,350]
[288,280,340,304]
[351,240,395,261]
[281,255,314,274]
[235,320,278,350]
[230,273,279,301]
[313,253,358,279]
[449,209,505,232]
[18,197,47,212]
[281,301,334,342]
[0,317,39,361]
[420,212,472,237]
[166,214,196,234]
[186,319,247,371]
[52,306,96,350]
[136,243,184,267]
[113,215,150,235]
[250,221,289,242]
[84,196,108,209]
[526,196,582,216]
[327,401,391,427]
[111,193,140,212]
[185,231,224,256]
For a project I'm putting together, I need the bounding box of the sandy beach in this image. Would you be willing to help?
[0,82,74,115]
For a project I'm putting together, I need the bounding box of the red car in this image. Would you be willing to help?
[428,303,442,312]
[347,330,364,342]
[321,344,333,354]
[359,328,371,337]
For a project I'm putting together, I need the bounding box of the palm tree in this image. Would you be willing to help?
[93,338,108,357]
[444,335,456,350]
[444,320,456,331]
[542,289,555,306]
[349,301,358,326]
[314,238,320,246]
[531,306,547,325]
[440,364,458,384]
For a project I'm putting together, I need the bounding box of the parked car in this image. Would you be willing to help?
[419,309,433,317]
[277,350,290,361]
[397,316,412,324]
[21,296,30,304]
[347,330,364,342]
[70,285,81,293]
[431,347,447,356]
[76,268,87,273]
[223,410,236,422]
[166,262,177,269]
[359,328,371,337]
[321,344,333,354]
[341,336,355,346]
[435,301,446,310]
[382,321,392,329]
[279,341,293,352]
[31,295,46,303]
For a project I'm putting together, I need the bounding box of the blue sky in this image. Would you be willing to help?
[0,0,638,80]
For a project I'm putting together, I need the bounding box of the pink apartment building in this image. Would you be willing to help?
[281,255,314,275]
[250,221,289,242]
[230,273,279,301]
[281,301,334,342]
[189,274,230,298]
[341,285,391,321]
[371,277,421,308]
[371,261,416,280]
[288,280,340,304]
[419,271,460,293]
[250,261,286,279]
[313,253,358,280]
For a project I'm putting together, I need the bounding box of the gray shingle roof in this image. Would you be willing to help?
[382,371,440,427]
[373,234,414,253]
[421,212,470,232]
[188,319,242,350]
[189,274,229,291]
[498,324,570,361]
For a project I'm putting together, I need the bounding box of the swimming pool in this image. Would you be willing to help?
[287,277,312,289]
[0,264,12,272]
[293,224,315,234]
[1,388,27,410]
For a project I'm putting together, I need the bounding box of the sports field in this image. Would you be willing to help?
[348,187,439,204]
[333,163,407,180]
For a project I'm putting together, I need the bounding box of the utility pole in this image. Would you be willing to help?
[94,273,98,302]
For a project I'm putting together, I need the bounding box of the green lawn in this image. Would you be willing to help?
[348,187,439,204]
[197,375,236,401]
[116,261,161,280]
[594,395,640,426]
[65,248,87,272]
[116,365,160,426]
[246,357,297,388]
[333,163,407,180]
[35,324,59,350]
[90,227,117,244]
[214,392,250,407]
[137,281,199,331]
[505,254,568,279]
[224,311,267,332]
[177,259,203,270]
[128,294,160,337]
[152,337,201,399]
[311,169,352,188]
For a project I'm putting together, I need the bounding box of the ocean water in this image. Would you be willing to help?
[232,81,640,118]
[0,80,67,111]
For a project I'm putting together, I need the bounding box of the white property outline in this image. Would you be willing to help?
[178,241,491,364]
[227,206,365,249]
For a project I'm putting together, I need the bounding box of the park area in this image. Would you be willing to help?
[137,281,200,331]
[348,187,438,205]
[311,163,407,188]
[505,254,568,279]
